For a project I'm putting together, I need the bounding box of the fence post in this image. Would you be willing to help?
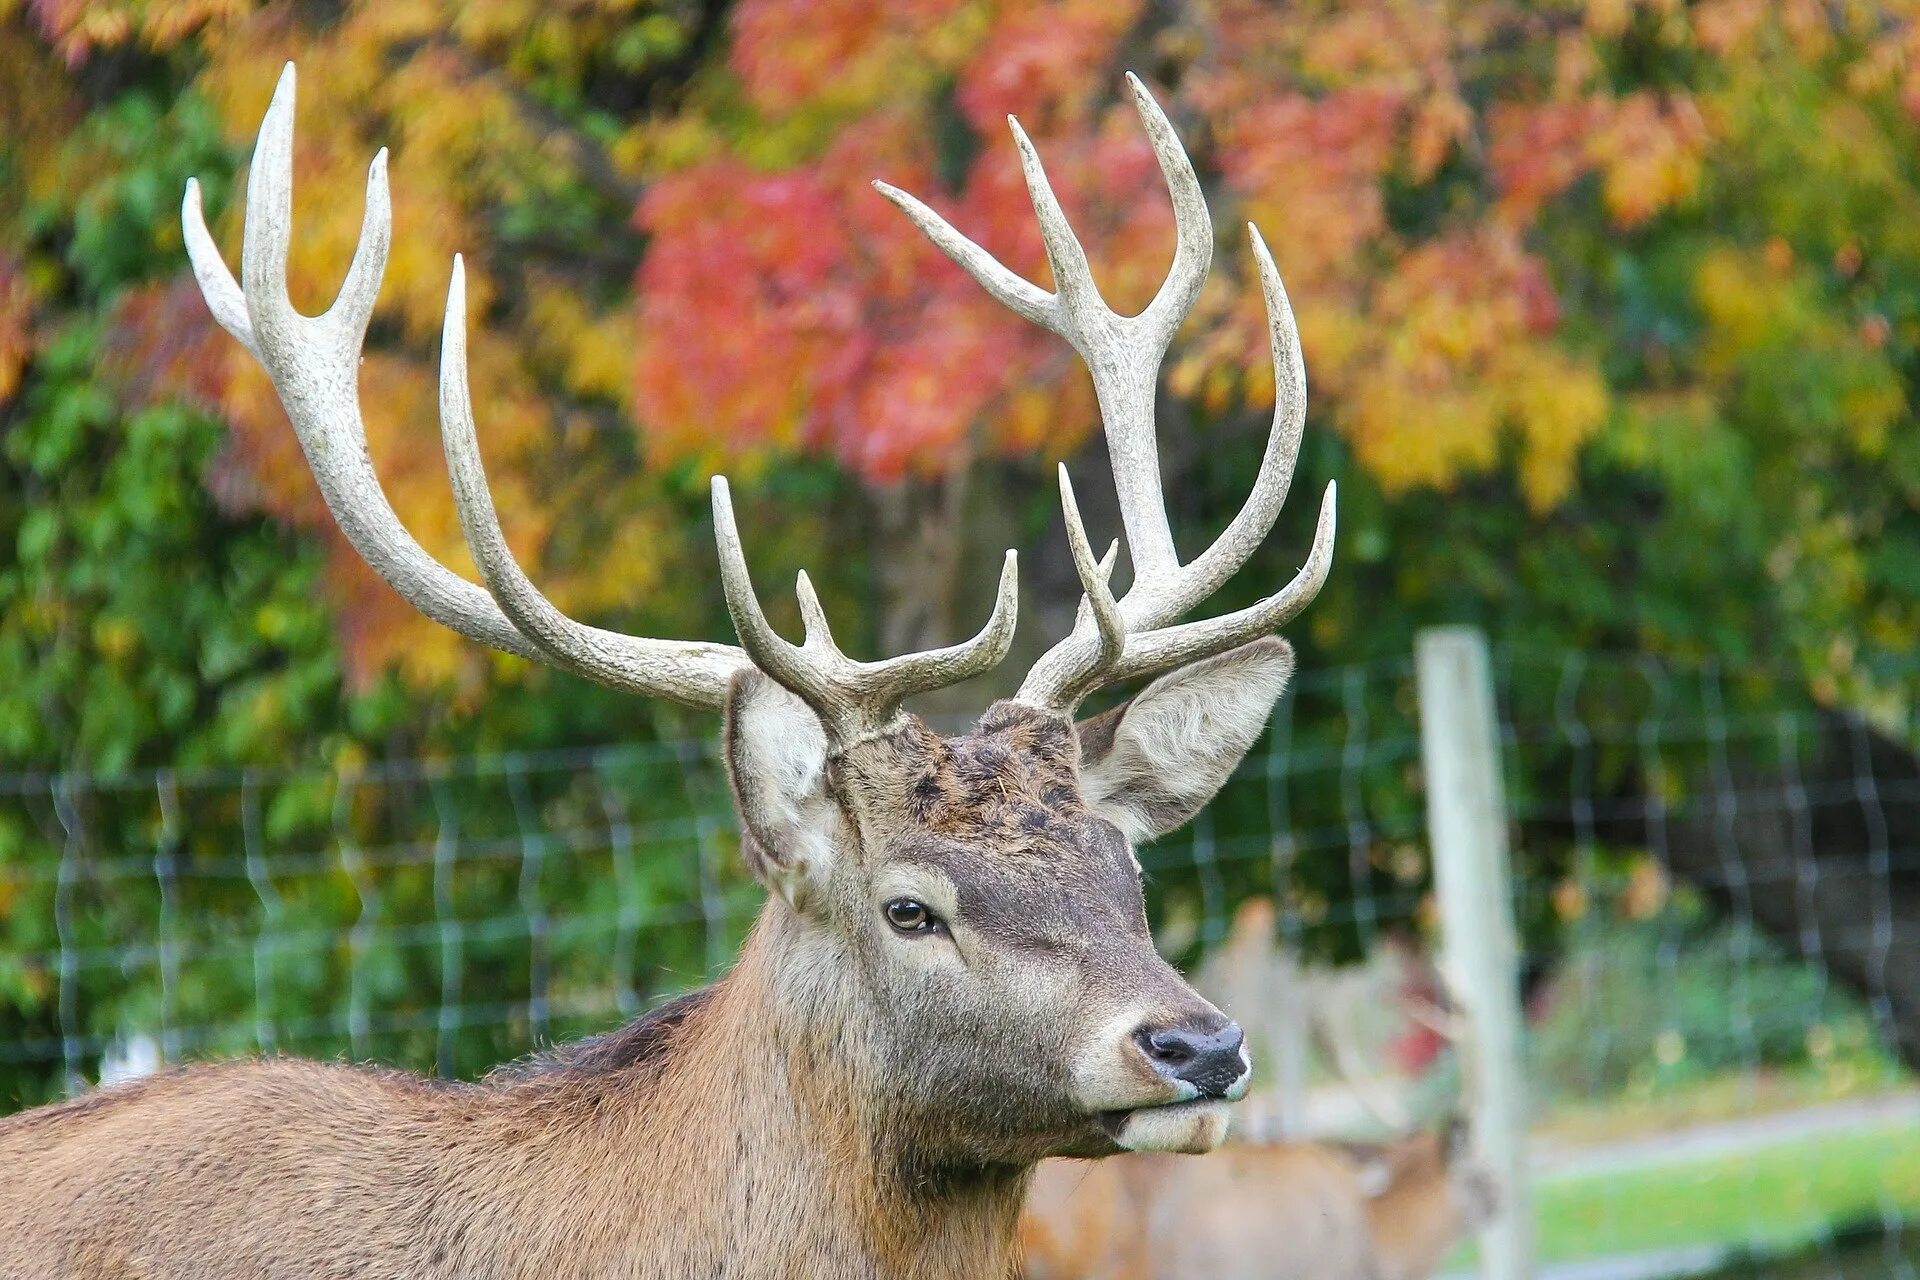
[1268,943,1310,1138]
[1415,627,1534,1280]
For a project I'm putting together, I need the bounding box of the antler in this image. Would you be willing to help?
[184,64,1017,741]
[710,479,1019,745]
[1310,1002,1415,1134]
[877,74,1336,712]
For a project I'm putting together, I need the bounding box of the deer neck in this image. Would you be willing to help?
[506,903,1028,1279]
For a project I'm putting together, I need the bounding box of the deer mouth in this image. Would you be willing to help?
[1098,1099,1233,1154]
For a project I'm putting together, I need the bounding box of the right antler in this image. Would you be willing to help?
[877,74,1336,712]
[184,64,1017,745]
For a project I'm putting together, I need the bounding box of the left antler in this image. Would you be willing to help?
[184,63,1019,743]
[876,74,1336,712]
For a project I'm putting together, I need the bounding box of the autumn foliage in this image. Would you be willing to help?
[4,0,1920,713]
[638,0,1625,502]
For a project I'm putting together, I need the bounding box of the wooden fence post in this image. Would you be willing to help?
[1416,626,1535,1280]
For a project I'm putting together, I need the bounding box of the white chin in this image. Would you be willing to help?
[1105,1100,1232,1154]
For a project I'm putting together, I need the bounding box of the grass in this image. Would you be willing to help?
[1532,1117,1920,1263]
[1439,1104,1920,1271]
[1533,1066,1909,1149]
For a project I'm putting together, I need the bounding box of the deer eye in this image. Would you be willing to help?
[884,898,940,935]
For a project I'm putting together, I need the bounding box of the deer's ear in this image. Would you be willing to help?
[724,672,844,912]
[1075,638,1294,842]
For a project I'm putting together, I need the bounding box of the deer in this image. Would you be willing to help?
[0,65,1335,1280]
[1020,1121,1497,1280]
[1019,987,1498,1280]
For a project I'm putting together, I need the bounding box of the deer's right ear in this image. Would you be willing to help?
[724,671,844,912]
[1074,638,1294,842]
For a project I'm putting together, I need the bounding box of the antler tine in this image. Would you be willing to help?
[183,63,749,711]
[235,66,302,348]
[1175,224,1308,609]
[1309,1004,1413,1134]
[711,478,1021,748]
[881,73,1336,713]
[1005,118,1110,333]
[793,570,836,648]
[184,180,261,360]
[1013,480,1333,708]
[437,259,750,706]
[1127,71,1215,353]
[871,181,1056,328]
[1057,465,1126,677]
[708,481,841,718]
[1022,481,1335,706]
[876,81,1222,584]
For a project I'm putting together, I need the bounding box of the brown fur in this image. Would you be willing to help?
[0,662,1288,1279]
[1360,1127,1496,1280]
[0,912,1026,1279]
[1019,1128,1496,1280]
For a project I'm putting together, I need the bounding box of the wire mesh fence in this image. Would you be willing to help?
[1,643,1915,1277]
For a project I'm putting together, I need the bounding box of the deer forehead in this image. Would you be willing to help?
[837,708,1146,923]
[853,712,1097,839]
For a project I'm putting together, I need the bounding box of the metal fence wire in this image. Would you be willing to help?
[1,643,1915,1277]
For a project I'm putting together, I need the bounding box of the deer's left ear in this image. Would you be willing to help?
[724,671,845,912]
[1075,638,1294,842]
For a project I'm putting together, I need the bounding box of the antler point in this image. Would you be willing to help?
[269,64,297,115]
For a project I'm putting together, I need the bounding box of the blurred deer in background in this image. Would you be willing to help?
[1020,983,1496,1280]
[1021,1123,1496,1280]
[0,65,1336,1280]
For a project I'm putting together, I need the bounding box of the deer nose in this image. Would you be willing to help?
[1133,1020,1247,1099]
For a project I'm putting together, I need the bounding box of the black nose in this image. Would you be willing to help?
[1134,1020,1246,1098]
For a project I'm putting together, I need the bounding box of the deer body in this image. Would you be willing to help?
[1,917,1031,1279]
[1020,1131,1495,1280]
[1,64,1339,1276]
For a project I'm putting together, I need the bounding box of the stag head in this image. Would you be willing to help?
[183,67,1334,1163]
